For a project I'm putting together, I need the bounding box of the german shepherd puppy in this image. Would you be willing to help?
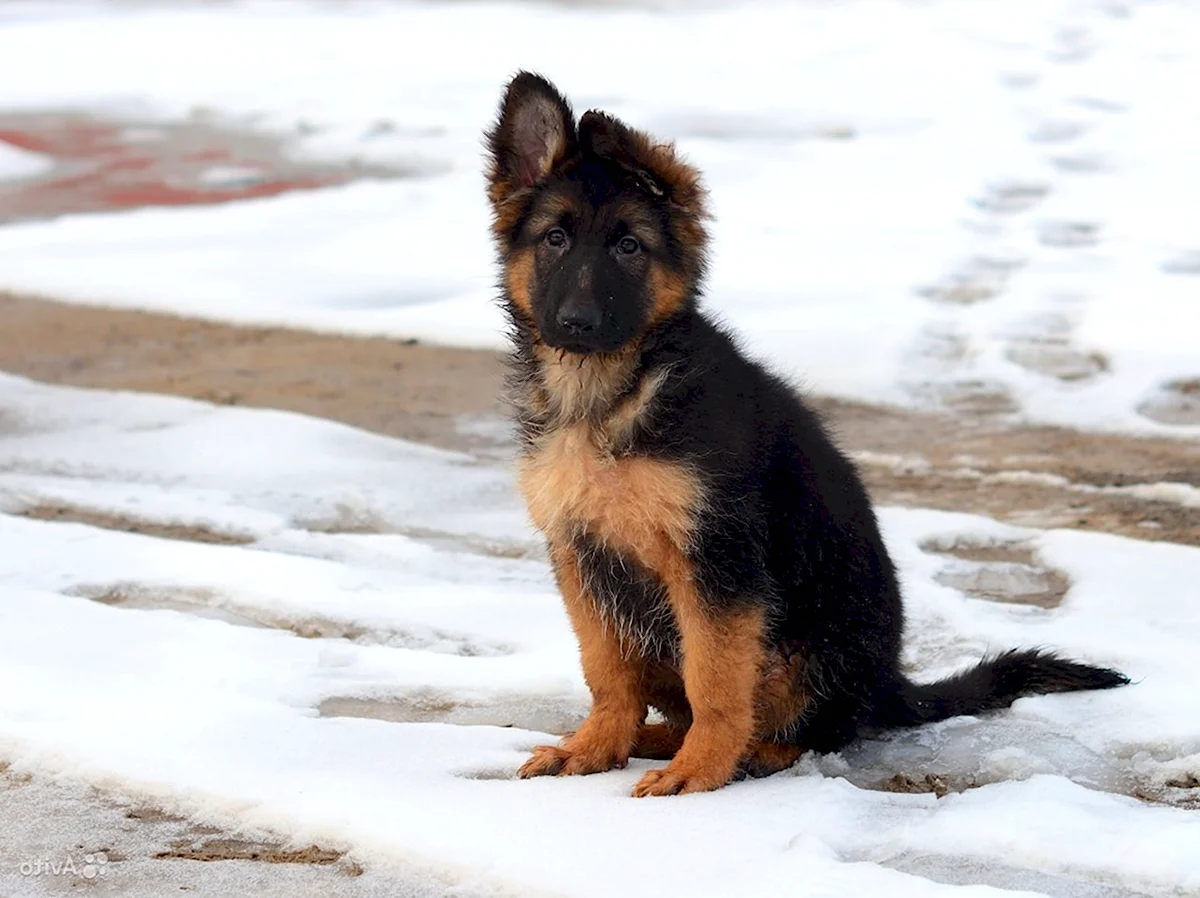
[485,73,1127,796]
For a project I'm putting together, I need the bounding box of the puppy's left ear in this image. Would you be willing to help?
[579,111,707,219]
[486,72,577,211]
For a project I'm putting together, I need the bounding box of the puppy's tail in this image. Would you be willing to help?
[883,648,1128,727]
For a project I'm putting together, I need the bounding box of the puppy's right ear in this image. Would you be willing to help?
[486,72,576,212]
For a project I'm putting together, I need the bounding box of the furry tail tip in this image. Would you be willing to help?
[891,648,1129,727]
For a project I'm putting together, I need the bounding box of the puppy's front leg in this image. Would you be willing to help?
[633,551,764,796]
[519,546,644,778]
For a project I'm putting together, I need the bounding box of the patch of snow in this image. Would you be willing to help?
[1109,481,1200,510]
[987,470,1072,488]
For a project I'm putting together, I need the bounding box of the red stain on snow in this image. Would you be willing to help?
[0,115,356,223]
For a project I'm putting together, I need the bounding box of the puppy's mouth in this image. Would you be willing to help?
[537,333,631,361]
[541,330,621,356]
[548,340,602,356]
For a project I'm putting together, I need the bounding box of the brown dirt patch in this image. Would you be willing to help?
[1132,775,1200,810]
[13,502,255,544]
[69,581,507,654]
[1,292,1196,546]
[70,583,272,629]
[153,838,350,869]
[814,397,1199,546]
[0,292,506,452]
[877,772,979,798]
[124,805,189,824]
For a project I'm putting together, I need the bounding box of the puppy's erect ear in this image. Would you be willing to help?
[578,110,707,219]
[486,72,577,211]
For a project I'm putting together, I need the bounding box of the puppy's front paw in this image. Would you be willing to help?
[631,762,732,797]
[518,745,572,778]
[518,741,628,779]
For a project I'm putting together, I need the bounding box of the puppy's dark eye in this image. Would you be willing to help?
[616,236,640,255]
[545,228,568,248]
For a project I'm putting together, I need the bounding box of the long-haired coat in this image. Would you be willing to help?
[484,72,1127,796]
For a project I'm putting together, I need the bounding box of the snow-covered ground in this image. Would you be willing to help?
[1,373,1198,897]
[0,0,1198,434]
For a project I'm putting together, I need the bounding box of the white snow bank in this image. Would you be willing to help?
[1,374,1197,897]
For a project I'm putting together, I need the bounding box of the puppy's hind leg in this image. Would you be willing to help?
[630,722,687,760]
[742,740,804,779]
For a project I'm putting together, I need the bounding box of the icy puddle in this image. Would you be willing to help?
[318,695,584,736]
[921,536,1071,608]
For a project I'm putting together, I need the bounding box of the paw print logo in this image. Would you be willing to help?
[81,852,108,879]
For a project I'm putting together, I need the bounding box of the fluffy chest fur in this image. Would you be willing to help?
[517,420,700,566]
[514,349,700,568]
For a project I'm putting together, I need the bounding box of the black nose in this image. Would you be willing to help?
[556,300,601,335]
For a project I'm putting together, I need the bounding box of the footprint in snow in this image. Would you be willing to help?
[1003,312,1110,384]
[917,380,1019,416]
[1047,26,1094,64]
[973,180,1051,215]
[917,256,1025,306]
[1161,250,1200,275]
[1038,220,1102,248]
[919,536,1071,609]
[1137,379,1200,427]
[1026,120,1088,144]
[1049,153,1112,174]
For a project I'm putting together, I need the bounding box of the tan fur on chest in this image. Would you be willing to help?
[532,345,639,426]
[519,422,701,566]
